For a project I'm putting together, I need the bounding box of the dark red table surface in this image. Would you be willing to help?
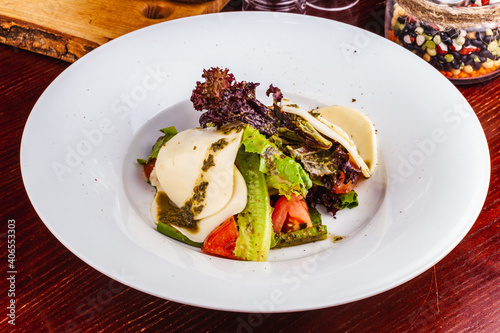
[1,1,499,332]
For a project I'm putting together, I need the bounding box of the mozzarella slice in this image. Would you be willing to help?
[154,126,244,219]
[280,99,377,178]
[315,105,378,177]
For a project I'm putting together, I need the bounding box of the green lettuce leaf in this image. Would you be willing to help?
[240,125,312,198]
[137,126,178,165]
[338,191,359,210]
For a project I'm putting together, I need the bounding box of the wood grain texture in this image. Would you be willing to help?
[1,1,499,332]
[0,0,229,61]
[0,17,100,62]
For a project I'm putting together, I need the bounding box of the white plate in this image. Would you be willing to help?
[21,12,490,312]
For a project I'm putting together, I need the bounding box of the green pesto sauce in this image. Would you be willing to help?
[219,123,245,136]
[155,191,198,231]
[188,181,209,214]
[202,154,215,172]
[210,138,229,152]
[201,139,229,172]
[329,234,346,243]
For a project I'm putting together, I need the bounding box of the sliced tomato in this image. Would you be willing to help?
[333,160,360,194]
[271,196,289,233]
[143,158,156,180]
[272,194,312,234]
[282,218,306,233]
[202,216,239,259]
[333,171,358,194]
[284,196,312,232]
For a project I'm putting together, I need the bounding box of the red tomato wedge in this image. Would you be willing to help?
[272,194,312,233]
[333,171,358,194]
[202,216,239,259]
[143,158,156,180]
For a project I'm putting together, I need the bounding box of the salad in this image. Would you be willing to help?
[138,67,378,261]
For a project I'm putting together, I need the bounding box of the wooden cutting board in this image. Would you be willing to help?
[0,0,230,62]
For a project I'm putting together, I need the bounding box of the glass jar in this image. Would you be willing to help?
[385,0,500,84]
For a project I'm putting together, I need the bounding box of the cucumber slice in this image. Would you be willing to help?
[157,221,203,248]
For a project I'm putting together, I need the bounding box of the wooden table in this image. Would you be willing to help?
[1,1,499,332]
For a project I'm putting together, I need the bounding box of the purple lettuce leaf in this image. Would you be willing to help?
[191,67,277,136]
